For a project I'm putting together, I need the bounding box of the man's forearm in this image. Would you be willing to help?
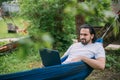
[81,57,105,70]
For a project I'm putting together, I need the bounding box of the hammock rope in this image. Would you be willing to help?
[101,14,119,39]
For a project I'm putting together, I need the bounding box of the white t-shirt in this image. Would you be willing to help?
[62,42,105,64]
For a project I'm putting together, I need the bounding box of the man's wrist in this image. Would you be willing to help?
[81,56,88,62]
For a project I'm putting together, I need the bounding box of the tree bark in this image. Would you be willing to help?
[75,15,85,42]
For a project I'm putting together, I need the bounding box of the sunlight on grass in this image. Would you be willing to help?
[0,51,42,74]
[0,16,28,38]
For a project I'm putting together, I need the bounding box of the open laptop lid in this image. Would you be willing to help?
[39,48,61,67]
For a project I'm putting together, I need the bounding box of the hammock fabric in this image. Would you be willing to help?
[0,38,103,80]
[0,61,93,80]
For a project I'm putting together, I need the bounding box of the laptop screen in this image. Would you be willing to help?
[39,48,61,67]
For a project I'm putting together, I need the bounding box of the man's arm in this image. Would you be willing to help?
[82,57,105,70]
[72,56,106,70]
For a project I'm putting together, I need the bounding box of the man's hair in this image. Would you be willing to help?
[79,24,97,43]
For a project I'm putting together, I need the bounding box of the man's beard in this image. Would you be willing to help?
[80,38,90,45]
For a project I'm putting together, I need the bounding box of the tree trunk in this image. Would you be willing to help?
[75,0,85,42]
[75,15,85,42]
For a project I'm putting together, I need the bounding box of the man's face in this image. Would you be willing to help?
[80,28,94,45]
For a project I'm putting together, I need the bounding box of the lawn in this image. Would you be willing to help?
[0,16,27,39]
[0,51,42,74]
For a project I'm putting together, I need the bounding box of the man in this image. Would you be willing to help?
[62,24,105,70]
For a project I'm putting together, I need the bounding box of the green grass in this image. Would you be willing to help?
[0,16,42,75]
[0,51,41,74]
[0,16,27,38]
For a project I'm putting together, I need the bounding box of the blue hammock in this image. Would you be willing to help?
[0,38,103,80]
[0,61,93,80]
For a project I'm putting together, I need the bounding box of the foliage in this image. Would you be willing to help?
[1,0,120,75]
[113,19,120,37]
[106,49,120,71]
[13,0,120,55]
[65,0,120,36]
[0,0,12,6]
[19,0,120,53]
[19,0,76,52]
[65,0,112,26]
[0,51,41,74]
[0,16,26,38]
[0,42,7,46]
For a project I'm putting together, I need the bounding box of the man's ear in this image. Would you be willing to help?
[91,34,94,39]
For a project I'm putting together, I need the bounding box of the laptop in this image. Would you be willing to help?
[39,48,61,67]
